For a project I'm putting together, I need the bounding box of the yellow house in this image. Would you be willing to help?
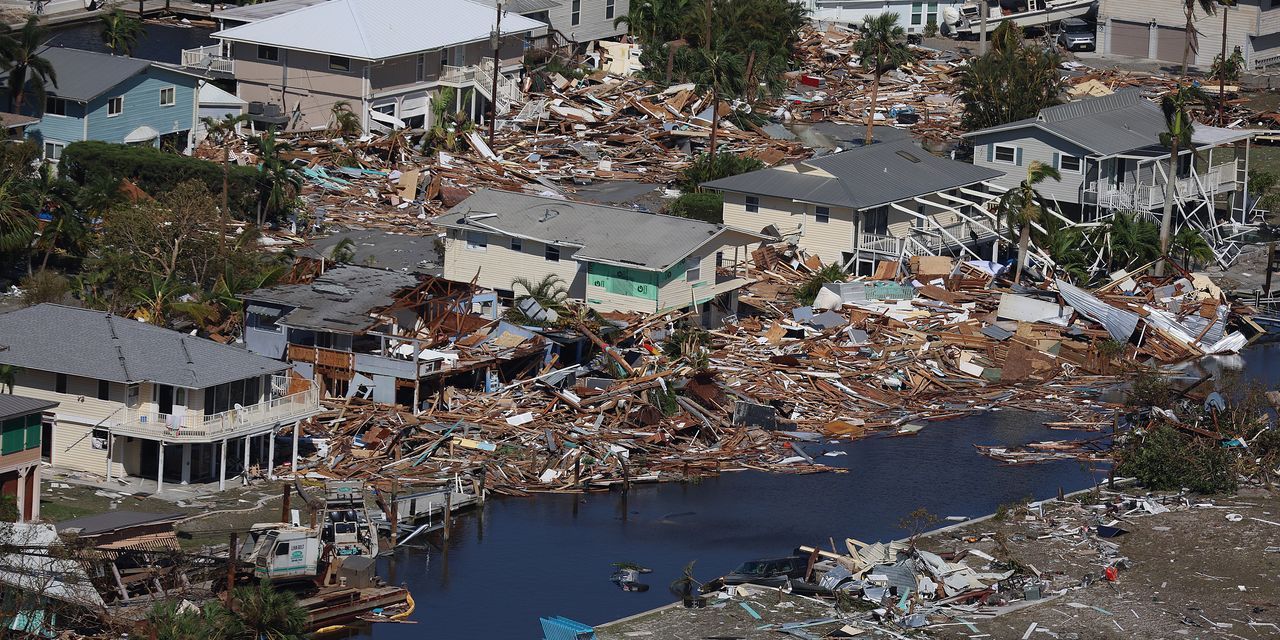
[436,189,766,323]
[702,139,1006,275]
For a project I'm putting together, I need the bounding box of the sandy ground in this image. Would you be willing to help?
[927,487,1280,640]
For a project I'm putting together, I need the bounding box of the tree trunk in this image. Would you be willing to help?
[1156,141,1179,277]
[708,83,720,157]
[864,71,881,145]
[221,146,230,257]
[743,50,756,104]
[1181,8,1193,76]
[1015,220,1030,283]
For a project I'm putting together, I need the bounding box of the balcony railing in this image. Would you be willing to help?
[439,59,521,115]
[181,45,234,74]
[114,377,319,443]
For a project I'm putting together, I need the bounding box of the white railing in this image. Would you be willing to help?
[115,379,319,443]
[440,60,521,115]
[181,45,234,74]
[858,233,903,255]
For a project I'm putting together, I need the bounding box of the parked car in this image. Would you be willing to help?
[720,555,810,587]
[1057,18,1096,52]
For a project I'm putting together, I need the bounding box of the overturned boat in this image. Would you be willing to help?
[944,0,1094,36]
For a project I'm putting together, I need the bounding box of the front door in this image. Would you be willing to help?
[157,385,174,415]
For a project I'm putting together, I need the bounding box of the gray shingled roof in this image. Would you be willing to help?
[0,394,57,420]
[964,90,1167,156]
[245,265,422,333]
[56,511,183,536]
[0,48,151,102]
[701,139,1004,210]
[434,189,763,271]
[0,304,287,388]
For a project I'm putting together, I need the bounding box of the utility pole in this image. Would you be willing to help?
[488,1,502,148]
[978,0,988,56]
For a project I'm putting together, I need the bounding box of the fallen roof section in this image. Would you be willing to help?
[246,264,423,333]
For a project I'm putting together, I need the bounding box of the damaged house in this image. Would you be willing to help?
[965,89,1257,267]
[436,189,768,323]
[0,395,55,523]
[702,139,1006,274]
[0,304,320,492]
[243,265,537,408]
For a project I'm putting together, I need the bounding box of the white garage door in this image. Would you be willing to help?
[1110,20,1149,58]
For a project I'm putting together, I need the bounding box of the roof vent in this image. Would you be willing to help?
[896,150,922,163]
[540,208,560,223]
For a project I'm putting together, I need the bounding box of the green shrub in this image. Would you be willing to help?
[667,192,723,223]
[678,153,764,191]
[795,263,847,305]
[60,141,260,217]
[1114,424,1237,493]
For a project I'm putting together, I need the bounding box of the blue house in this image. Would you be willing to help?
[0,47,201,161]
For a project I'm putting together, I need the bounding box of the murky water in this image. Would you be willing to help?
[347,407,1111,639]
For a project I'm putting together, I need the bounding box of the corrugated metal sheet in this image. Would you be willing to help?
[1056,281,1140,342]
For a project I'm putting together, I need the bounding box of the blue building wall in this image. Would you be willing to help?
[8,65,198,154]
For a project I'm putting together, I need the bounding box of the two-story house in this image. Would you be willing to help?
[0,47,201,161]
[0,395,56,523]
[198,0,547,131]
[965,89,1257,266]
[795,0,963,34]
[436,189,766,323]
[0,304,321,493]
[477,0,631,45]
[1099,0,1280,70]
[701,138,1006,274]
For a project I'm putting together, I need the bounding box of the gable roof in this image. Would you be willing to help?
[245,265,423,333]
[0,47,197,102]
[964,90,1168,156]
[0,304,288,389]
[434,189,765,272]
[0,394,57,420]
[701,139,1003,210]
[212,0,548,60]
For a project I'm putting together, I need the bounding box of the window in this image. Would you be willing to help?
[465,230,488,251]
[686,256,701,282]
[545,245,560,262]
[91,428,108,451]
[606,0,615,19]
[440,49,449,70]
[257,45,279,61]
[416,53,426,82]
[329,56,351,72]
[107,96,123,117]
[43,142,64,161]
[571,0,581,25]
[815,206,830,223]
[1058,154,1082,173]
[44,96,67,116]
[159,86,176,106]
[716,251,724,268]
[911,2,923,25]
[97,380,110,401]
[275,542,291,557]
[510,237,522,252]
[745,195,760,213]
[55,373,67,394]
[992,144,1017,164]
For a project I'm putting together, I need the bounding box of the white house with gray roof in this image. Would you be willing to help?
[0,304,321,493]
[964,89,1258,267]
[435,189,767,322]
[702,138,1006,274]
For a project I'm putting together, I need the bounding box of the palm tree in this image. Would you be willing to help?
[101,8,145,56]
[1105,211,1161,271]
[0,17,57,113]
[854,12,912,145]
[329,101,361,138]
[328,237,356,263]
[200,113,251,253]
[1181,0,1217,76]
[230,582,307,640]
[1156,83,1208,277]
[1173,226,1214,268]
[250,128,303,226]
[996,160,1061,283]
[0,178,35,255]
[1035,217,1090,283]
[512,274,569,310]
[130,275,214,327]
[0,364,20,394]
[685,42,744,157]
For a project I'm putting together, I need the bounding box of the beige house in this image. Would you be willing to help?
[0,305,321,493]
[1099,0,1280,70]
[436,189,765,322]
[198,0,547,131]
[702,139,1005,275]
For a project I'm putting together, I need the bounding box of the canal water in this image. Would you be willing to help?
[358,406,1113,639]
